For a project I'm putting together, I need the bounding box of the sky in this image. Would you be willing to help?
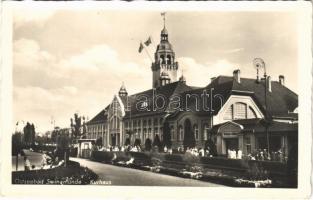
[13,8,299,133]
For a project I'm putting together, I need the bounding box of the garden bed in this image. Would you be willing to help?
[91,150,290,187]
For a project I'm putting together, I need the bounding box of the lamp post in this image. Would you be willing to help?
[253,58,270,158]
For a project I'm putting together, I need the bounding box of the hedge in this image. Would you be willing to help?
[92,151,286,175]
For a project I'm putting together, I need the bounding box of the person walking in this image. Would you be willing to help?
[24,156,31,171]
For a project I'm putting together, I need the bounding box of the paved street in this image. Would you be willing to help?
[71,157,223,186]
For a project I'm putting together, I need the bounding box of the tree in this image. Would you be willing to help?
[23,122,36,146]
[153,134,162,151]
[183,119,195,149]
[96,137,103,147]
[134,138,141,146]
[12,132,22,156]
[126,130,134,145]
[162,122,172,148]
[70,113,87,139]
[124,138,131,146]
[56,132,70,162]
[204,139,217,156]
[145,138,152,151]
[51,127,60,144]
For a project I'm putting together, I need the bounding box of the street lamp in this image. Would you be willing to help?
[253,58,270,158]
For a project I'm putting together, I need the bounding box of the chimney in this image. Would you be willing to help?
[211,77,216,82]
[279,75,285,86]
[233,69,240,83]
[266,76,272,92]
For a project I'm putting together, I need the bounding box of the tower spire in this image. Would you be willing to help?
[161,12,166,28]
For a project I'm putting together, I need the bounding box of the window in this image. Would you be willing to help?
[194,125,199,140]
[154,118,158,126]
[203,124,209,141]
[247,106,257,118]
[179,126,183,141]
[234,103,247,119]
[170,127,175,141]
[154,127,158,136]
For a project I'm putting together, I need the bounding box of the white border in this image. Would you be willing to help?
[0,1,312,199]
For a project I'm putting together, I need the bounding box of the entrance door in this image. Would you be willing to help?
[225,138,238,155]
[183,119,195,148]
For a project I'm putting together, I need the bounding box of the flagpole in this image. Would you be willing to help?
[141,40,153,63]
[149,36,157,52]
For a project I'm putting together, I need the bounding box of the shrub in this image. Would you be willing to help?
[246,162,269,181]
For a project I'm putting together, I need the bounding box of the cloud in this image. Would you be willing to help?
[222,48,244,54]
[178,57,238,87]
[13,39,151,132]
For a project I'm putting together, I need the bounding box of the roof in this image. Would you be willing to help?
[212,118,298,134]
[168,75,298,118]
[86,106,108,125]
[124,81,195,119]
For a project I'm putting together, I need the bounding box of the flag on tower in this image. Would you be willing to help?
[138,42,144,53]
[144,37,152,46]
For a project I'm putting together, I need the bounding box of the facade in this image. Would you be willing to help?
[86,22,298,158]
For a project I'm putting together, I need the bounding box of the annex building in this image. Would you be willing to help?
[85,22,298,158]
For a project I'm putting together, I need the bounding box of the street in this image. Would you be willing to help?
[71,157,223,186]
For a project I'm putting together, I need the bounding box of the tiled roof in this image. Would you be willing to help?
[124,81,195,118]
[86,106,108,125]
[168,76,298,118]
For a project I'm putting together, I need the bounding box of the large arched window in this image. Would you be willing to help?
[194,124,199,140]
[224,102,258,120]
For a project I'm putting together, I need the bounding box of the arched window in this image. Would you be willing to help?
[170,126,175,141]
[224,104,234,120]
[160,55,165,64]
[247,106,257,118]
[167,55,171,65]
[194,124,199,140]
[234,102,247,119]
[178,126,184,141]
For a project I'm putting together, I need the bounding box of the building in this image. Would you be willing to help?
[86,19,298,158]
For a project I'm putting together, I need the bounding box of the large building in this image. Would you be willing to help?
[86,21,298,157]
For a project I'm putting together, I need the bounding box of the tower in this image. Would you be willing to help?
[151,13,179,88]
[118,82,128,97]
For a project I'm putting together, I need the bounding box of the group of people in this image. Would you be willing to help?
[95,144,217,158]
[246,149,286,162]
[227,149,242,159]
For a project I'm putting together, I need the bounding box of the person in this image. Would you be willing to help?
[237,149,242,159]
[41,153,48,169]
[24,156,31,171]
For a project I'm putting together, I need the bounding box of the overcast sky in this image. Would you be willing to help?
[13,8,299,133]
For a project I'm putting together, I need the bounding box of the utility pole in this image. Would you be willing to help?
[253,58,270,157]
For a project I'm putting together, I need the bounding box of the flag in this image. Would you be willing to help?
[161,12,166,17]
[144,37,152,46]
[138,42,144,53]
